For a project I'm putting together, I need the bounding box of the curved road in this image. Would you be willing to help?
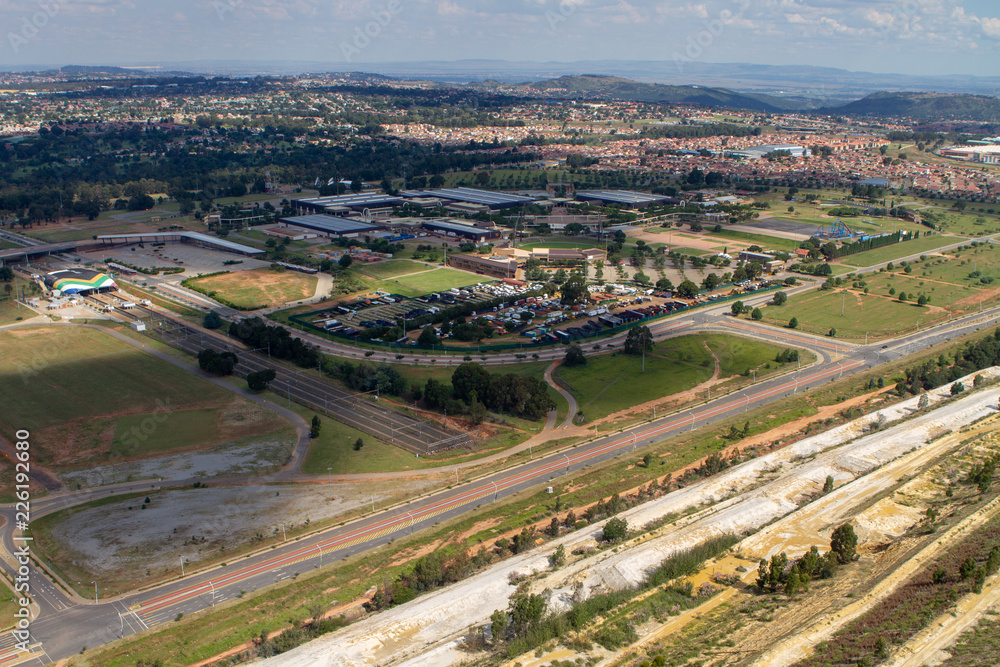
[3,300,1000,662]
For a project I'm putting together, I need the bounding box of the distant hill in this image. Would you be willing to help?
[822,92,1000,122]
[495,74,810,112]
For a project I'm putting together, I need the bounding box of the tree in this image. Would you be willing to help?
[624,325,654,356]
[560,273,588,306]
[353,438,365,451]
[310,415,322,439]
[197,349,238,376]
[731,300,745,317]
[563,344,587,367]
[246,368,276,392]
[772,291,788,306]
[702,273,720,290]
[508,590,546,638]
[0,266,13,282]
[751,307,763,321]
[634,271,651,285]
[602,516,628,542]
[918,294,928,306]
[675,279,699,299]
[338,254,353,269]
[823,475,835,493]
[452,362,491,404]
[830,524,857,564]
[655,277,674,291]
[788,317,799,329]
[951,381,965,395]
[417,326,440,347]
[203,310,224,330]
[489,609,508,643]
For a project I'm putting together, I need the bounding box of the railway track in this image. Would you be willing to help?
[107,303,470,454]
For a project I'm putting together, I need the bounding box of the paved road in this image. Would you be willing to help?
[4,303,1000,663]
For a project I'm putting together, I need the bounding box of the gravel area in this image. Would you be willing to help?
[47,478,437,578]
[59,436,296,488]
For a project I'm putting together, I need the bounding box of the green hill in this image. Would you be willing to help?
[823,92,1000,122]
[508,75,803,112]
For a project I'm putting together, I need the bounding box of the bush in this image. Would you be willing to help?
[602,517,628,542]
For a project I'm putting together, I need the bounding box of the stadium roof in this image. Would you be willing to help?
[44,269,117,294]
[281,215,381,235]
[575,190,674,206]
[421,187,537,209]
[97,232,265,255]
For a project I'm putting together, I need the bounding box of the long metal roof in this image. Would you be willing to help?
[424,188,537,208]
[280,215,380,234]
[97,231,265,255]
[575,190,673,205]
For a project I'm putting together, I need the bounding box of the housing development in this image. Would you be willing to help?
[3,20,1000,667]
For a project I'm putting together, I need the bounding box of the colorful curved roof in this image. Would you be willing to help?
[51,272,117,294]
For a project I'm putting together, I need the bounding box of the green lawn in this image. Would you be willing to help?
[840,235,962,267]
[669,247,712,257]
[556,334,788,422]
[355,259,429,280]
[0,278,38,325]
[861,272,981,312]
[913,242,1000,286]
[772,289,941,339]
[375,268,482,297]
[0,240,17,251]
[520,240,602,250]
[0,327,285,468]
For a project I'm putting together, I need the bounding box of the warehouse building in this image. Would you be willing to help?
[421,187,537,211]
[422,219,502,241]
[292,193,405,216]
[575,190,677,209]
[280,214,384,238]
[447,254,519,279]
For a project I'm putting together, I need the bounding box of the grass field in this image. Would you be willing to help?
[770,289,941,339]
[374,268,480,297]
[354,259,429,280]
[556,334,789,422]
[0,278,38,326]
[0,240,17,250]
[669,246,712,256]
[840,235,961,267]
[187,268,318,308]
[0,327,289,470]
[520,240,602,250]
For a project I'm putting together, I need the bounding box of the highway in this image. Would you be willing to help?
[3,302,1000,663]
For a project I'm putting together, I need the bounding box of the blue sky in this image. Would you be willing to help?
[1,0,998,76]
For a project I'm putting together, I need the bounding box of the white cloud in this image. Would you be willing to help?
[980,16,1000,39]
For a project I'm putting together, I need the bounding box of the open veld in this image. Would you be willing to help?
[556,333,802,423]
[369,267,483,298]
[0,277,37,326]
[0,326,291,476]
[185,268,318,309]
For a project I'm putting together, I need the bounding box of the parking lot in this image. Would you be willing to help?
[80,243,272,277]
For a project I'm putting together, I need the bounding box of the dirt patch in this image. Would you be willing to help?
[953,285,1000,311]
[189,269,316,308]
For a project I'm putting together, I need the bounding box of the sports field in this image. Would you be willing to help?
[355,259,430,280]
[0,327,289,470]
[375,268,481,297]
[840,235,960,267]
[186,268,317,308]
[555,334,789,422]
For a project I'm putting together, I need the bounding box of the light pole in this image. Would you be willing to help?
[327,467,333,500]
[563,453,570,474]
[316,544,323,568]
[209,581,215,606]
[180,556,185,577]
[406,512,414,535]
[491,481,498,502]
[93,581,98,604]
[743,392,749,412]
[630,431,637,450]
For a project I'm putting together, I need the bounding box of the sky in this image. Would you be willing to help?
[0,0,998,77]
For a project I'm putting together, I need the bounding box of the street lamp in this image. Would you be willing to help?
[491,481,498,502]
[327,467,333,501]
[563,453,570,474]
[742,392,749,412]
[93,581,98,604]
[208,581,215,606]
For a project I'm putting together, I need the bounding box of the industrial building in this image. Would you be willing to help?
[447,254,519,279]
[421,187,537,211]
[729,145,810,160]
[43,269,118,296]
[279,215,384,238]
[292,193,405,216]
[422,219,502,241]
[575,190,677,209]
[940,145,1000,165]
